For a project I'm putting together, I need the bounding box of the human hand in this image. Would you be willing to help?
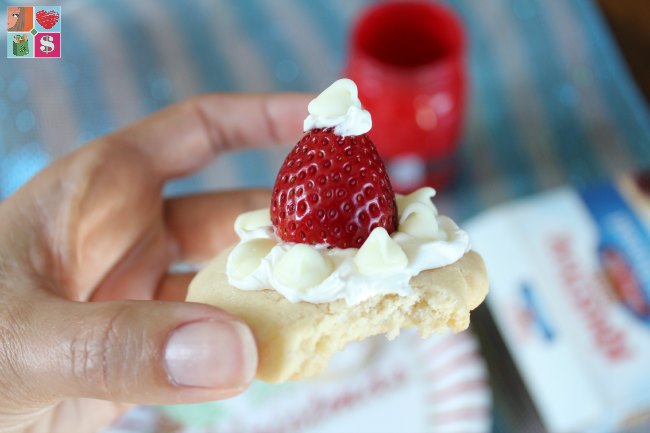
[0,93,309,433]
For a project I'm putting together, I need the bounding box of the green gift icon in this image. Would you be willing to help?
[12,34,29,56]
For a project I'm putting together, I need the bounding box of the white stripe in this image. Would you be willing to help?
[473,1,565,190]
[462,103,512,206]
[71,3,144,128]
[433,419,490,433]
[332,0,365,22]
[258,0,337,89]
[545,0,635,174]
[196,0,275,92]
[19,60,79,157]
[128,0,202,99]
[433,391,492,412]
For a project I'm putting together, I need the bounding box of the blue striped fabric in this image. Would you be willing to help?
[2,0,649,223]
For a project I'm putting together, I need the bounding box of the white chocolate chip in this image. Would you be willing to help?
[399,202,440,240]
[307,78,361,117]
[227,238,276,280]
[396,187,438,217]
[303,78,372,137]
[273,244,333,290]
[354,227,408,275]
[234,208,272,237]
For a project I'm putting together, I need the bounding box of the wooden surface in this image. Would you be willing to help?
[598,0,650,103]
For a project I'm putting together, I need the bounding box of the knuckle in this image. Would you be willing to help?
[188,95,229,153]
[68,307,132,398]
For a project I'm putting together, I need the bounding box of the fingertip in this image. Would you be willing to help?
[264,93,314,142]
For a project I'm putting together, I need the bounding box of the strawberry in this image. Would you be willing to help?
[271,128,398,249]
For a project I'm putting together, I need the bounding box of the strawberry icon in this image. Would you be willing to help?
[271,128,398,249]
[36,9,59,30]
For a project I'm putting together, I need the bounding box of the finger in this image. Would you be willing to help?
[90,217,172,302]
[5,296,258,406]
[156,273,194,302]
[107,93,311,181]
[165,189,271,263]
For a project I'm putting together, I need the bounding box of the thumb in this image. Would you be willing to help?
[5,297,258,405]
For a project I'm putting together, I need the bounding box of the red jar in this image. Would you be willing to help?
[345,1,466,192]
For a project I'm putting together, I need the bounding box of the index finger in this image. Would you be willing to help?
[107,93,312,180]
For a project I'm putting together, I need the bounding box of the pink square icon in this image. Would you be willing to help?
[34,32,60,58]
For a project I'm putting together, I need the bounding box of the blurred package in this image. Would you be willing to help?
[467,172,650,433]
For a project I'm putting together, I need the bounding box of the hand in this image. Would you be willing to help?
[0,93,309,433]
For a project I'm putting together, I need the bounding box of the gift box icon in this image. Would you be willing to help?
[12,34,29,56]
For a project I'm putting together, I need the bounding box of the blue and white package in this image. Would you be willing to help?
[466,174,650,433]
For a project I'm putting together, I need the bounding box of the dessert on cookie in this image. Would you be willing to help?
[187,79,488,383]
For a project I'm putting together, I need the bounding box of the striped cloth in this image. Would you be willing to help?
[2,0,649,223]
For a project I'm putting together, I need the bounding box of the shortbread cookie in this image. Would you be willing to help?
[187,248,487,383]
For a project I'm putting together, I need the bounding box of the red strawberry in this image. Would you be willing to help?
[271,128,398,249]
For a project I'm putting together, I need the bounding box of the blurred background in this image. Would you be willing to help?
[2,0,650,432]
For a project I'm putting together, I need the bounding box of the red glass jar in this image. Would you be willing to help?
[345,1,466,192]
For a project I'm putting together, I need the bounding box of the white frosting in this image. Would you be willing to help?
[226,187,471,305]
[303,78,372,137]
